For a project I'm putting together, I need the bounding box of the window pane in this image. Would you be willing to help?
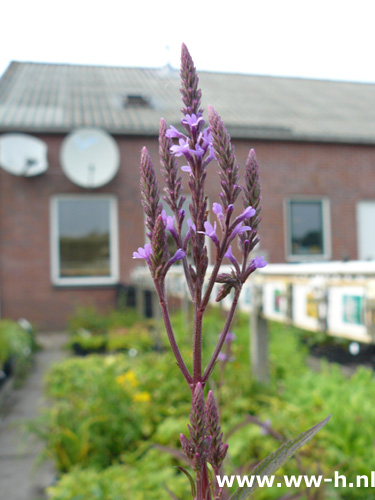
[289,201,324,255]
[58,199,111,277]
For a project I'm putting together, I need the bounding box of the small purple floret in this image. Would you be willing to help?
[191,143,205,157]
[187,219,196,233]
[225,331,236,343]
[235,206,256,224]
[224,245,238,267]
[169,248,186,265]
[212,203,225,228]
[253,256,267,268]
[133,244,153,264]
[170,138,191,158]
[166,125,185,139]
[230,223,252,241]
[198,221,220,245]
[181,165,192,174]
[161,209,176,232]
[181,113,205,129]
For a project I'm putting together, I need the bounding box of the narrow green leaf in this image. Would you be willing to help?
[175,466,196,498]
[228,415,331,500]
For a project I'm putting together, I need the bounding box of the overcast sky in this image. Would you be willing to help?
[1,0,375,83]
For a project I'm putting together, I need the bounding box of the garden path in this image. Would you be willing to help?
[0,332,67,500]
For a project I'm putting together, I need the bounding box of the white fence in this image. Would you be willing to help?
[131,261,375,344]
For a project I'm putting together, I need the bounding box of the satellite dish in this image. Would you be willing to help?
[0,133,48,176]
[60,128,120,188]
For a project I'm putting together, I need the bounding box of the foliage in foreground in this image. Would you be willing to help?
[0,319,36,384]
[28,309,375,500]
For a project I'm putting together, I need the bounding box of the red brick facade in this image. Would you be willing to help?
[1,132,374,330]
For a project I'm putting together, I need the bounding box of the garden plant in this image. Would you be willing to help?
[37,311,375,500]
[132,43,330,500]
[0,319,35,386]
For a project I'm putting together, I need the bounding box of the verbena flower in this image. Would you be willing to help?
[224,245,239,270]
[166,125,186,139]
[181,165,192,174]
[161,210,178,238]
[132,244,153,264]
[170,138,191,158]
[198,221,220,246]
[181,113,205,131]
[168,248,186,265]
[212,203,225,229]
[252,255,267,268]
[134,43,274,500]
[229,222,252,242]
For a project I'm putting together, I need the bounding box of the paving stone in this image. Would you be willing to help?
[0,332,67,500]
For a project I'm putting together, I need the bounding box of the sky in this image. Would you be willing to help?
[1,0,375,83]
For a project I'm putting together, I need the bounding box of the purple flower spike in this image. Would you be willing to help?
[133,244,153,264]
[198,221,220,246]
[218,352,227,361]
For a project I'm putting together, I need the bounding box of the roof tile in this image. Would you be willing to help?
[0,61,374,143]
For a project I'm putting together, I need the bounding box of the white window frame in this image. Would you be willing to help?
[357,200,375,260]
[284,196,331,262]
[50,194,119,286]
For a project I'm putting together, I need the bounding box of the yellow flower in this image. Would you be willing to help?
[133,391,151,402]
[116,370,139,388]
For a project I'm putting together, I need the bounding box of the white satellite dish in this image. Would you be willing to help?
[60,128,120,188]
[0,133,48,176]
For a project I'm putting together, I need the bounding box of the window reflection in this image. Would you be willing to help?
[289,201,323,255]
[58,199,110,277]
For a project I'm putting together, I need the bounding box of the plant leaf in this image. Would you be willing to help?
[175,466,196,498]
[228,415,331,500]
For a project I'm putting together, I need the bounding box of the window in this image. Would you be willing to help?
[285,198,331,261]
[357,201,375,260]
[51,195,119,285]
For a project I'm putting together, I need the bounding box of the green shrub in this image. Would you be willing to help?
[34,308,375,499]
[66,325,157,355]
[47,448,188,500]
[29,354,159,472]
[0,319,35,382]
[67,306,142,335]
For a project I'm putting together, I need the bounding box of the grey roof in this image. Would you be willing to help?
[0,61,375,144]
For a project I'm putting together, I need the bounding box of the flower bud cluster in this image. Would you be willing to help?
[180,384,228,473]
[133,147,185,282]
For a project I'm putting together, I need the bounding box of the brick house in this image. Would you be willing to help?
[0,61,375,330]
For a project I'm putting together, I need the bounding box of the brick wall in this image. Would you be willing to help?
[1,132,374,330]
